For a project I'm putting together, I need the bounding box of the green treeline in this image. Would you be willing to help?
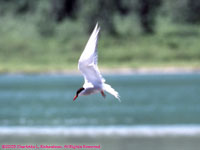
[0,0,200,72]
[1,0,200,35]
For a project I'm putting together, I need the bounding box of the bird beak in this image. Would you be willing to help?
[73,95,78,101]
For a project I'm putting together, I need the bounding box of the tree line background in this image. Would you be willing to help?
[0,0,200,35]
[0,0,200,72]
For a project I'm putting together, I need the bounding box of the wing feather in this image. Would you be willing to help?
[78,23,105,87]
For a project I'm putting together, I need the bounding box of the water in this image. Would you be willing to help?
[0,73,200,150]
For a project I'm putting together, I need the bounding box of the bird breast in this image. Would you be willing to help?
[80,88,100,95]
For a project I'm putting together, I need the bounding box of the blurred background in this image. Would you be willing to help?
[0,0,200,150]
[0,0,200,72]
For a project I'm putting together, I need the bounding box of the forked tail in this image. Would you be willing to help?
[103,83,121,102]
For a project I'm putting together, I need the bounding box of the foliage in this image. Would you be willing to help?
[136,0,162,34]
[1,0,200,34]
[0,0,200,72]
[167,0,200,24]
[0,0,162,34]
[80,0,117,35]
[186,0,200,23]
[0,15,200,72]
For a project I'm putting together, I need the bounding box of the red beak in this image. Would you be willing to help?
[73,95,78,101]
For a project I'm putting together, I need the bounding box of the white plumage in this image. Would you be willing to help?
[73,23,120,101]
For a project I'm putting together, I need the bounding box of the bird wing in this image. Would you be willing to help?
[78,23,105,88]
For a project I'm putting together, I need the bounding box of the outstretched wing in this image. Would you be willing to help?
[78,23,105,88]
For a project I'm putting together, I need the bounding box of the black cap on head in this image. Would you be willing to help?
[73,87,84,101]
[76,87,84,96]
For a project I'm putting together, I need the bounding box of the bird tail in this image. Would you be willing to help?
[103,83,121,102]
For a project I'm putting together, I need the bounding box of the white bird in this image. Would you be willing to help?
[73,23,120,101]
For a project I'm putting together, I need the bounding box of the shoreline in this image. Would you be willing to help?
[99,67,200,75]
[1,67,200,75]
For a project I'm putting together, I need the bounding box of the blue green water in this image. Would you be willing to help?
[0,73,200,127]
[1,73,200,150]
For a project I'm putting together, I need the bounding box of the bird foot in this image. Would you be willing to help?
[101,90,106,98]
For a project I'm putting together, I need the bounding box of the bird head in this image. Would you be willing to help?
[73,87,84,101]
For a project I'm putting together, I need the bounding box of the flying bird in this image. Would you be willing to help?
[73,23,120,101]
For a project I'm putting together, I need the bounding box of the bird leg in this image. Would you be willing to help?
[101,90,106,98]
